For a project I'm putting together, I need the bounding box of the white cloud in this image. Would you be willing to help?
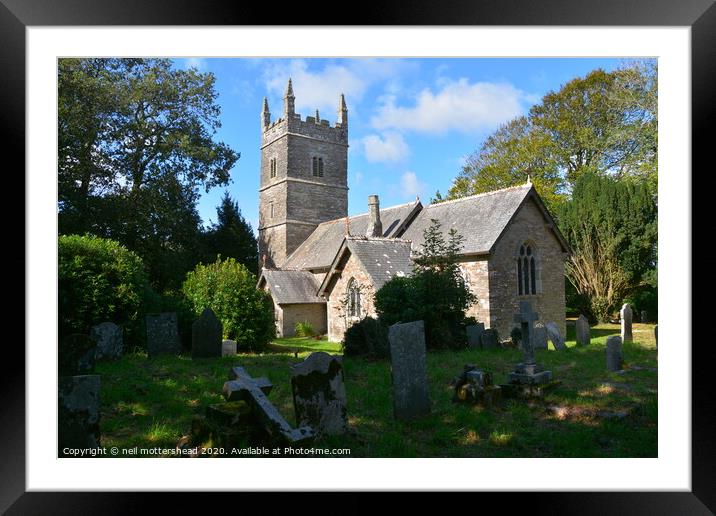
[182,57,207,71]
[400,171,426,198]
[371,78,529,134]
[361,132,410,163]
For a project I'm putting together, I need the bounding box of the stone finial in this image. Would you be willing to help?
[284,78,295,116]
[366,195,383,237]
[337,93,348,127]
[261,97,271,130]
[315,109,320,123]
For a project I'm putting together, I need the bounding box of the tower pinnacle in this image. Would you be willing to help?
[337,93,348,127]
[284,78,295,117]
[261,97,271,130]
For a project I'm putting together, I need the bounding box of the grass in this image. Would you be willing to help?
[95,322,657,457]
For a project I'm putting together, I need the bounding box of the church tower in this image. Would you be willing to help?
[258,79,349,268]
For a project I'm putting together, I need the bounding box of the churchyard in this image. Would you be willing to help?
[93,319,657,458]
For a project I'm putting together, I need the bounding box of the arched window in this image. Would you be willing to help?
[517,243,537,295]
[347,278,361,318]
[269,157,277,178]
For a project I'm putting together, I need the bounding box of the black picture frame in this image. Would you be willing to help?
[3,0,712,512]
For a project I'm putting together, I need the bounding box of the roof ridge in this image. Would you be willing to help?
[316,200,421,226]
[346,236,413,243]
[427,183,531,208]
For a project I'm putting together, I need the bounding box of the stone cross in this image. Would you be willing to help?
[621,303,633,342]
[513,301,539,365]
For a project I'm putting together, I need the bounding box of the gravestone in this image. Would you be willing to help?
[533,324,548,350]
[191,307,222,358]
[290,352,347,436]
[575,315,591,347]
[222,339,237,357]
[620,303,633,342]
[545,322,567,351]
[654,325,658,349]
[466,323,485,349]
[90,322,123,360]
[388,320,430,420]
[146,312,180,357]
[58,374,101,455]
[507,301,552,385]
[223,367,313,443]
[481,329,499,349]
[451,364,501,407]
[606,335,623,372]
[59,334,96,376]
[640,310,648,323]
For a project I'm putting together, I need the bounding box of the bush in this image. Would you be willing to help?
[58,234,151,345]
[342,317,389,359]
[182,257,274,352]
[295,321,315,337]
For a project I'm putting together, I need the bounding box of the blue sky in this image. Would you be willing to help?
[177,58,623,233]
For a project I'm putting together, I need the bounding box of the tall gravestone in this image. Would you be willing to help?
[192,308,223,358]
[620,303,633,342]
[575,315,591,347]
[290,352,348,436]
[58,374,101,455]
[466,323,485,349]
[146,312,181,357]
[388,320,430,420]
[481,329,499,349]
[606,335,623,372]
[546,322,567,351]
[91,322,123,360]
[533,324,548,350]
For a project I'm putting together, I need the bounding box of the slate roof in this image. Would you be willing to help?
[402,184,544,255]
[257,269,325,305]
[282,200,422,270]
[318,237,414,296]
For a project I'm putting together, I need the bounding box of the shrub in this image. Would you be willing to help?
[58,234,150,345]
[342,317,389,359]
[182,257,274,352]
[295,321,315,337]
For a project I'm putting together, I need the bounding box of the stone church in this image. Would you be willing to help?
[257,80,569,343]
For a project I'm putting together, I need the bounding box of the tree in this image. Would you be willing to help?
[557,172,657,322]
[375,219,476,349]
[448,61,657,210]
[58,58,240,291]
[205,191,258,275]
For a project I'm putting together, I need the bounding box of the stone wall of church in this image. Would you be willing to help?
[278,303,327,337]
[457,257,490,324]
[487,198,567,341]
[326,254,377,343]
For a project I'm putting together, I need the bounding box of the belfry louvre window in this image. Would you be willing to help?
[270,158,277,178]
[347,278,361,318]
[517,243,537,295]
[312,156,324,177]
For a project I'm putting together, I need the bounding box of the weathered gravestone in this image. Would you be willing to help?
[606,335,623,372]
[481,328,499,349]
[388,320,430,420]
[146,312,180,357]
[545,322,567,351]
[466,323,485,349]
[576,315,591,347]
[59,334,96,376]
[640,310,648,323]
[191,307,222,358]
[533,324,548,350]
[90,322,123,360]
[222,339,237,357]
[451,364,501,407]
[290,352,347,436]
[223,367,313,444]
[58,374,101,455]
[620,303,633,342]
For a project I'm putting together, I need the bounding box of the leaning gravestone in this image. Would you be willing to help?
[388,320,430,420]
[466,323,485,349]
[90,322,123,360]
[575,315,591,347]
[545,322,567,351]
[533,324,548,350]
[606,335,623,372]
[58,374,101,455]
[481,329,499,349]
[59,334,96,376]
[146,312,180,357]
[620,303,633,342]
[222,339,237,357]
[191,307,222,358]
[290,352,347,436]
